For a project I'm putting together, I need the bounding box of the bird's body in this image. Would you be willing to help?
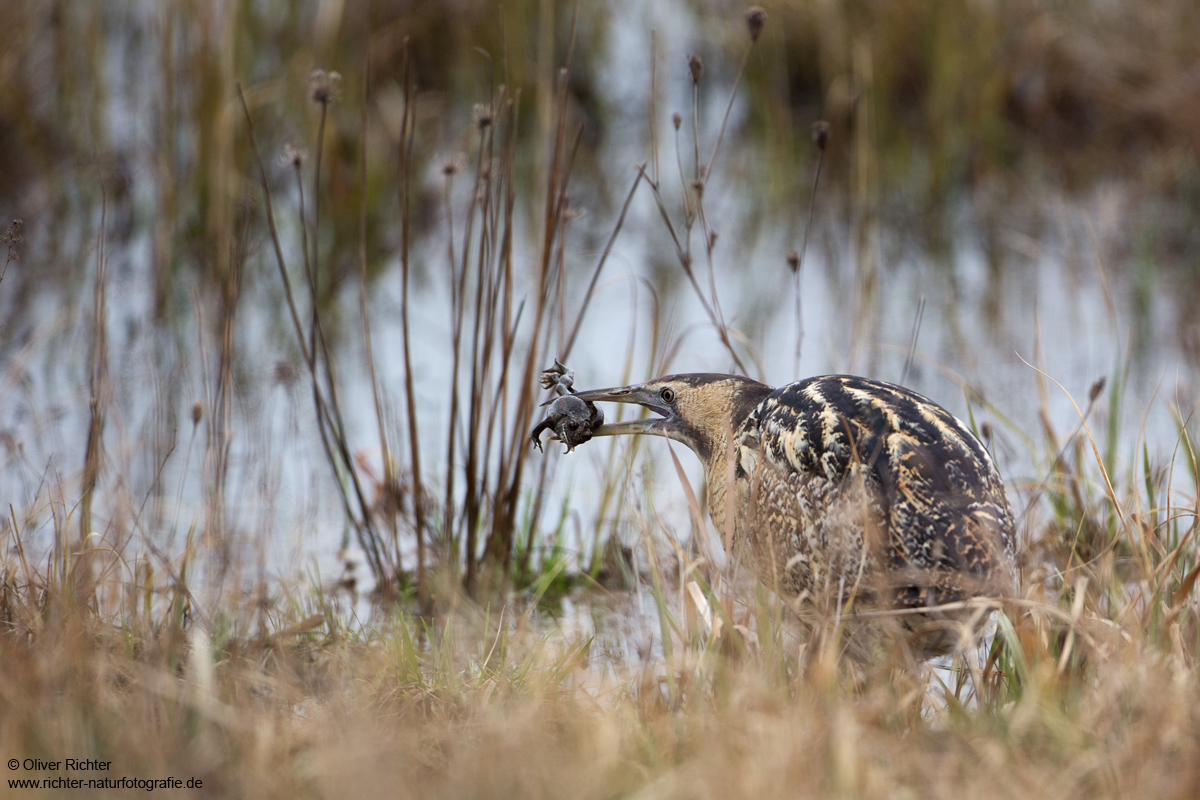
[558,372,1018,658]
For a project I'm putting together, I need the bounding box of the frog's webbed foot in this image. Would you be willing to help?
[539,360,575,396]
[530,416,554,452]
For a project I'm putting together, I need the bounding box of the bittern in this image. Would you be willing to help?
[557,373,1017,658]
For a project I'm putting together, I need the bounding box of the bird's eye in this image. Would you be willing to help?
[660,387,676,403]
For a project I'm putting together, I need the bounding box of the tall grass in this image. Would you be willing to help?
[2,394,1199,796]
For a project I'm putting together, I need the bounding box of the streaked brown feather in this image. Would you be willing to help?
[700,374,1017,657]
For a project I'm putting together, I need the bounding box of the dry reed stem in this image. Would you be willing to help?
[487,13,580,592]
[80,189,108,545]
[559,171,645,361]
[356,44,397,548]
[394,40,427,603]
[899,295,926,386]
[236,83,387,584]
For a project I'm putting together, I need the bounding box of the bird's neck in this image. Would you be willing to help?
[702,435,739,550]
[661,425,734,536]
[698,409,765,553]
[669,376,773,552]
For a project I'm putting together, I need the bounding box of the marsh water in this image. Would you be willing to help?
[1,0,1198,640]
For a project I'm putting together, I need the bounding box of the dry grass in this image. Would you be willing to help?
[3,429,1200,799]
[3,348,1200,797]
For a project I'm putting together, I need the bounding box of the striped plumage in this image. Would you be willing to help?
[569,373,1018,658]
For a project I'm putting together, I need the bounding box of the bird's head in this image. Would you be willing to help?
[573,373,772,463]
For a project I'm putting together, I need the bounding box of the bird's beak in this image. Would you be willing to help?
[569,383,672,437]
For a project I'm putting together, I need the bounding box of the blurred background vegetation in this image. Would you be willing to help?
[4,0,1200,308]
[1,0,1199,595]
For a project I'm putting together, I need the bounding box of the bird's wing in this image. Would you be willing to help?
[738,375,1016,599]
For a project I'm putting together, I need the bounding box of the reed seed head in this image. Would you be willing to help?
[308,69,342,105]
[472,103,494,131]
[688,54,704,84]
[691,179,704,198]
[272,361,299,386]
[1089,376,1107,403]
[3,219,23,262]
[812,120,830,151]
[786,250,800,273]
[192,401,203,426]
[980,421,993,442]
[442,153,468,177]
[745,7,767,42]
[672,112,682,130]
[280,143,307,169]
